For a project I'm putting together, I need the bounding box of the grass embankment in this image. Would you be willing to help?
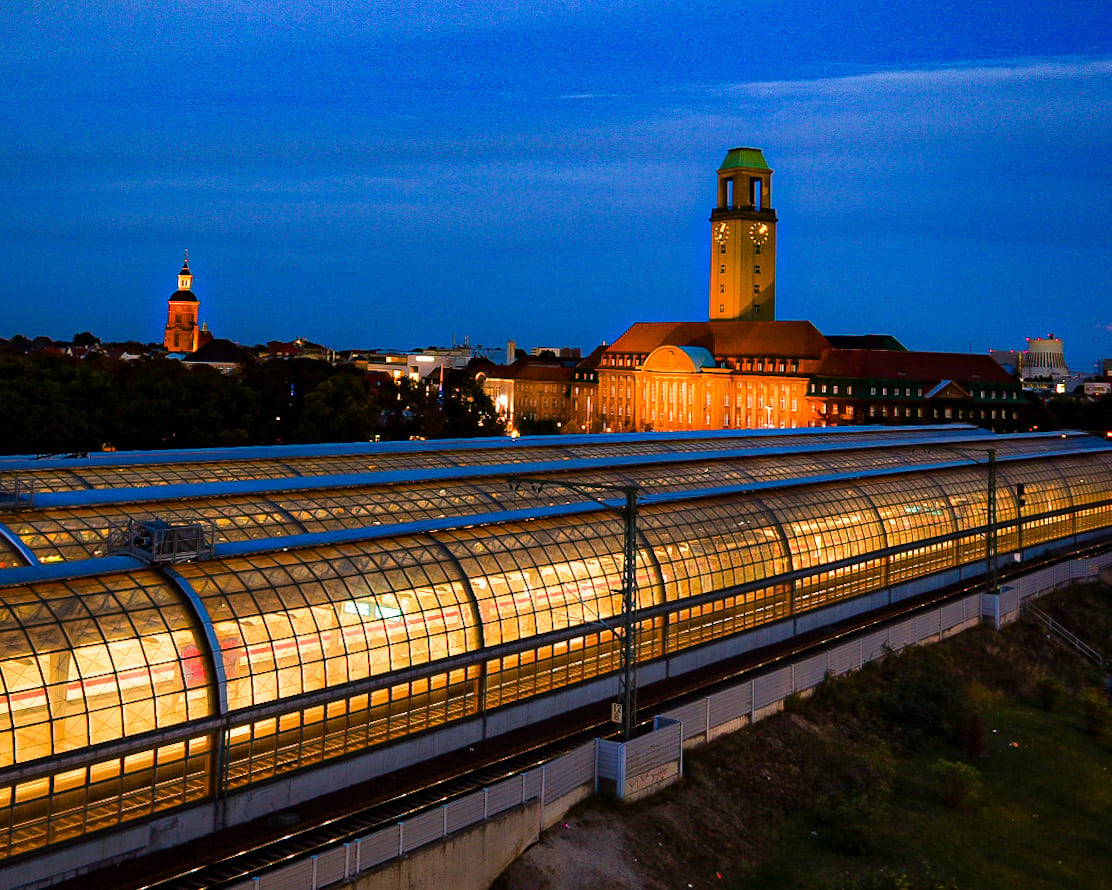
[655,582,1112,890]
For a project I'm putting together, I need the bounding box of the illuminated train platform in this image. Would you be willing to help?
[0,426,1110,888]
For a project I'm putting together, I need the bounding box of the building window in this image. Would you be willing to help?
[755,245,761,255]
[753,284,760,294]
[754,265,760,274]
[720,284,725,293]
[719,303,725,314]
[720,264,726,274]
[720,243,726,254]
[833,385,839,395]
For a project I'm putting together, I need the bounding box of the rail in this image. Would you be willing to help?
[1023,601,1107,668]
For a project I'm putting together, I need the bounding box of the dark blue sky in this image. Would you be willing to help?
[4,1,1111,369]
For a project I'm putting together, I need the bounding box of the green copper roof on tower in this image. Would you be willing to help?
[718,147,771,172]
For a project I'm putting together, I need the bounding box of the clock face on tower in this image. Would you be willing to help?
[714,221,729,245]
[749,223,769,245]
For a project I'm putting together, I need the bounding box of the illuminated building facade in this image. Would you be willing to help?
[163,252,200,354]
[709,147,776,321]
[597,321,828,432]
[481,347,604,433]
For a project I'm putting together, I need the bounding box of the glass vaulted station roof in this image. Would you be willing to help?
[0,428,1109,773]
[0,426,1042,495]
[1,425,1111,864]
[0,427,1103,569]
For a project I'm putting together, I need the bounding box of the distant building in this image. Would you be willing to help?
[163,252,201,354]
[479,347,604,433]
[1020,335,1071,380]
[597,321,827,431]
[808,348,1027,430]
[359,347,473,383]
[529,346,582,359]
[183,338,252,373]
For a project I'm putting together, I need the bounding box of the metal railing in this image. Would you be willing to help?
[107,517,216,565]
[0,477,34,511]
[1023,601,1106,668]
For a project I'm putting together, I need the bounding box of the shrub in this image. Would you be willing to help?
[962,711,985,762]
[931,758,983,810]
[1079,687,1111,736]
[1035,676,1066,711]
[872,648,967,749]
[820,789,891,855]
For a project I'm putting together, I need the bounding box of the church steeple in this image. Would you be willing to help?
[177,250,193,292]
[164,250,200,353]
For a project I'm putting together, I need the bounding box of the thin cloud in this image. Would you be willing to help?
[720,57,1112,98]
[556,93,627,101]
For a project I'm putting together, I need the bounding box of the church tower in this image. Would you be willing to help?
[163,251,200,353]
[708,148,777,321]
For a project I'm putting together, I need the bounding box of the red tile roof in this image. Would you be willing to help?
[606,321,831,359]
[815,349,1016,384]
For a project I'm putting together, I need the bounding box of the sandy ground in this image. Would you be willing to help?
[494,806,656,890]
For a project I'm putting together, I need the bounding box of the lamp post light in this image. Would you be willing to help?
[509,477,640,740]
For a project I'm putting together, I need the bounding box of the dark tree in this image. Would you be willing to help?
[294,373,375,442]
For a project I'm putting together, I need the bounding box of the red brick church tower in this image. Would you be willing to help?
[163,251,200,353]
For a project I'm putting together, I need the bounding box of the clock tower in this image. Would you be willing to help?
[708,147,777,321]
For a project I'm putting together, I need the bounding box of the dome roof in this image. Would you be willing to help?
[169,289,198,303]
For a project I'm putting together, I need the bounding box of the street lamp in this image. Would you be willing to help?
[509,477,640,740]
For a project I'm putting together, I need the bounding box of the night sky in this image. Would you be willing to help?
[4,1,1111,370]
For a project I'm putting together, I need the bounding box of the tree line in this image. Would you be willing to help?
[0,352,504,455]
